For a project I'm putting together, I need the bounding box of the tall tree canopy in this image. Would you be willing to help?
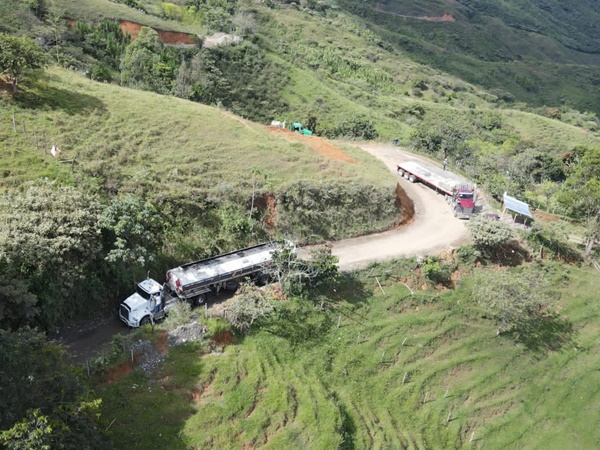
[0,181,102,328]
[0,328,108,449]
[0,33,46,92]
[557,145,600,257]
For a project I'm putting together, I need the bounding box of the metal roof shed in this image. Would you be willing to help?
[502,192,532,225]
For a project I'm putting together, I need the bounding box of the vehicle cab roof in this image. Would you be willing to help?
[138,278,162,294]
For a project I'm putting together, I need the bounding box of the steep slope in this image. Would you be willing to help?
[338,0,600,114]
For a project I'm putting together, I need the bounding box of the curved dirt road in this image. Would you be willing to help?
[331,143,470,270]
[59,143,470,360]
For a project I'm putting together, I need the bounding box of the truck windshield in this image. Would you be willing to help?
[136,286,152,300]
[459,192,474,199]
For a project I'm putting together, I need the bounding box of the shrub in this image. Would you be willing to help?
[467,214,514,257]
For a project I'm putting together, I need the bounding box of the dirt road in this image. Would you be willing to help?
[58,143,469,360]
[331,143,470,270]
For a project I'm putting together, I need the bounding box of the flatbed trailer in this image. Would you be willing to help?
[397,161,476,219]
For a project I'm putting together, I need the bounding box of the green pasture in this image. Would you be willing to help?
[97,261,600,449]
[0,68,396,195]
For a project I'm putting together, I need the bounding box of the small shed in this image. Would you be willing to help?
[502,192,532,225]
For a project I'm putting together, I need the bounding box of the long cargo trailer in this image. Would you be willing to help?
[119,241,292,327]
[397,161,476,219]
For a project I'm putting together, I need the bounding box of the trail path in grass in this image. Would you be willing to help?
[329,142,470,270]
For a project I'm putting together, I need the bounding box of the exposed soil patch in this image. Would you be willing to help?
[533,209,563,223]
[119,20,198,45]
[253,193,278,229]
[101,358,136,384]
[373,5,456,22]
[267,127,357,164]
[396,182,415,224]
[212,329,235,347]
[155,329,169,355]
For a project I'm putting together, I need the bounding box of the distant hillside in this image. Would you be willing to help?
[339,0,600,115]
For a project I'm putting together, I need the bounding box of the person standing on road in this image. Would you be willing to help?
[443,157,448,171]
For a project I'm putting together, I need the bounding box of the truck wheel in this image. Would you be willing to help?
[398,169,405,176]
[225,280,240,291]
[193,293,207,307]
[257,273,271,286]
[409,175,416,183]
[140,316,152,327]
[404,172,410,180]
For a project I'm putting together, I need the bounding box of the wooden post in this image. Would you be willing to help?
[446,409,451,425]
[12,114,16,133]
[130,349,134,363]
[22,120,26,138]
[205,303,208,318]
[402,372,407,384]
[469,431,475,443]
[356,332,360,344]
[381,351,385,363]
[376,277,386,295]
[423,392,428,404]
[402,338,407,346]
[444,389,448,398]
[337,314,341,329]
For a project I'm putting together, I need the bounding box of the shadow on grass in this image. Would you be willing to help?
[479,241,531,267]
[510,313,574,354]
[14,76,107,115]
[261,273,370,345]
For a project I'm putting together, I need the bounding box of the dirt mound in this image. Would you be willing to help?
[396,182,415,224]
[372,5,456,22]
[267,127,356,164]
[119,20,198,45]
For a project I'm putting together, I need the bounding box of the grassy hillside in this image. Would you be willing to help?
[97,260,600,449]
[339,0,600,115]
[0,67,393,193]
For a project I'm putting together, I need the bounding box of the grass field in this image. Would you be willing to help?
[0,68,396,195]
[97,260,600,449]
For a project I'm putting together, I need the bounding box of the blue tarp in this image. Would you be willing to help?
[503,193,532,218]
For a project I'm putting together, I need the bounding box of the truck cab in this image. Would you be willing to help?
[451,190,475,219]
[119,278,164,327]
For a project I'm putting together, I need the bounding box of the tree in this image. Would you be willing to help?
[226,282,279,332]
[44,1,67,65]
[100,194,163,269]
[0,181,103,328]
[0,329,108,449]
[0,33,46,93]
[470,268,556,335]
[120,27,173,94]
[0,263,38,330]
[557,145,600,257]
[231,11,257,37]
[28,0,48,20]
[467,214,514,257]
[270,243,339,296]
